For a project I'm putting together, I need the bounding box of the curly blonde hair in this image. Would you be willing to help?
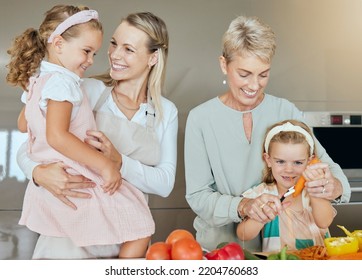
[6,4,102,91]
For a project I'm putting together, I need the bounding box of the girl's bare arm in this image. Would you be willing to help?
[46,100,122,193]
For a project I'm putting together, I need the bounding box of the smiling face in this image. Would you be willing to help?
[107,21,157,83]
[264,142,310,192]
[220,54,271,111]
[50,24,102,78]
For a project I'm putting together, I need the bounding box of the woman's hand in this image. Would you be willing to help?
[304,162,343,201]
[85,130,122,169]
[238,194,285,224]
[32,162,95,210]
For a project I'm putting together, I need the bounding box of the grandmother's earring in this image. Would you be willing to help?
[222,79,227,85]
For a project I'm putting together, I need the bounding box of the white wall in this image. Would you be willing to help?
[3,1,362,111]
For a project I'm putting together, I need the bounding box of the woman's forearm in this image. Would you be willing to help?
[121,155,175,197]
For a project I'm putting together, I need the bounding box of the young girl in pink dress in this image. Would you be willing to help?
[6,4,154,258]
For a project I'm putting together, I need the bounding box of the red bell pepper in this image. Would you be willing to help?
[205,242,245,260]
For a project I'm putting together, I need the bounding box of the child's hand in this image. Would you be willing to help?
[101,162,122,195]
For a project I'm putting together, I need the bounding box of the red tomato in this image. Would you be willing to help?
[171,238,203,260]
[165,229,195,245]
[145,242,172,260]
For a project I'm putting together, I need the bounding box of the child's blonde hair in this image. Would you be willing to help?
[6,4,103,91]
[262,119,316,184]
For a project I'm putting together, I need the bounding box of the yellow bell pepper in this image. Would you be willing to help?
[337,225,362,252]
[324,237,359,256]
[351,230,362,251]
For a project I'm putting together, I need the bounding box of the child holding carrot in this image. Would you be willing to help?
[236,120,336,252]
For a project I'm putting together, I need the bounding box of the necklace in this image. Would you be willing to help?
[112,89,140,111]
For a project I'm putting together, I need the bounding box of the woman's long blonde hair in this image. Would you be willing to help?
[94,12,169,120]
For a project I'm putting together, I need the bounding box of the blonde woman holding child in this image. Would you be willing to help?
[237,120,336,252]
[7,4,157,259]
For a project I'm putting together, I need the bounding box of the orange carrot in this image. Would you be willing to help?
[292,157,320,197]
[328,252,362,260]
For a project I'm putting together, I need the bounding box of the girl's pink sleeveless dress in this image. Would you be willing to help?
[19,74,155,247]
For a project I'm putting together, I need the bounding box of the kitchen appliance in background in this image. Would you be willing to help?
[303,111,362,236]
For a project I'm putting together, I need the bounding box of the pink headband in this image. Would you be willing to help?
[47,10,99,43]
